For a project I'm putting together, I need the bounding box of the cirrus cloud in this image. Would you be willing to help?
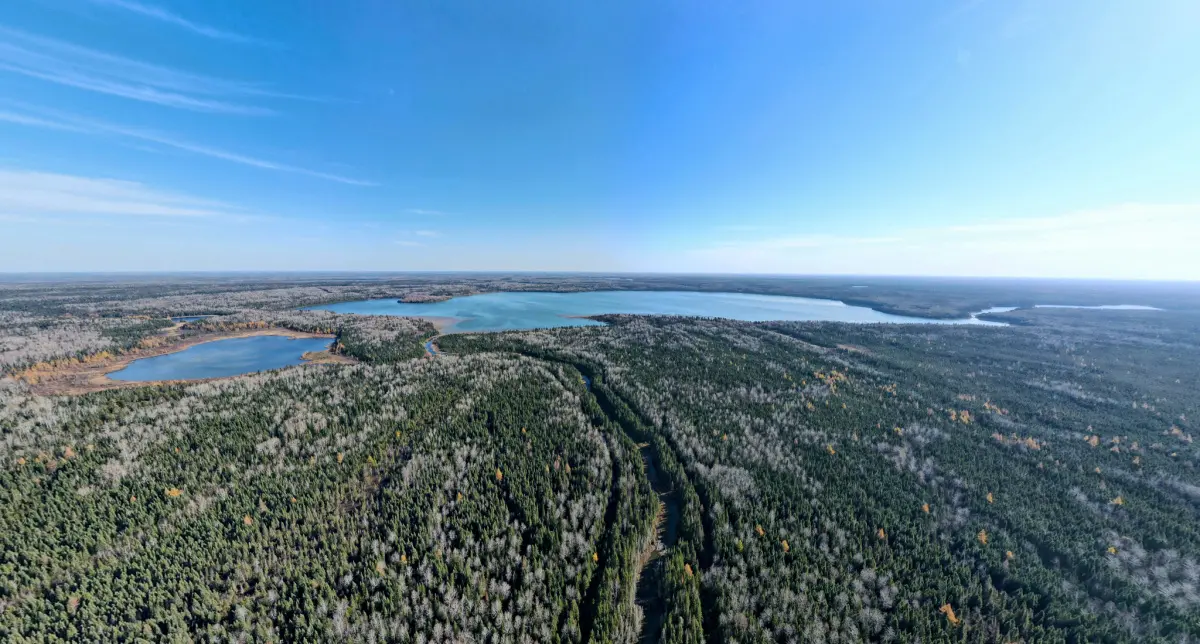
[0,100,375,186]
[0,168,249,218]
[0,26,304,115]
[85,0,271,46]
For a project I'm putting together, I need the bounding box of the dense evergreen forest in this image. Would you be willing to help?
[1,276,1198,642]
[444,308,1200,643]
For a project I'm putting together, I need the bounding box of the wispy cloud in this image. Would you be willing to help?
[0,168,247,218]
[0,108,82,132]
[406,208,446,216]
[395,240,423,247]
[87,0,270,45]
[688,204,1200,280]
[0,101,375,186]
[0,26,299,114]
[414,230,440,237]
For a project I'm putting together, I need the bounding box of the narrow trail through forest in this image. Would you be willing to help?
[631,444,678,643]
[431,340,685,642]
[577,368,682,644]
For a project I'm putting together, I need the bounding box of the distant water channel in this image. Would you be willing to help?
[171,315,213,323]
[108,336,332,382]
[310,291,1006,333]
[1034,304,1162,311]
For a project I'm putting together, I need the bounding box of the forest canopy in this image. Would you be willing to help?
[1,275,1197,642]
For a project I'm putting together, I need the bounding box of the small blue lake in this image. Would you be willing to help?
[171,316,213,323]
[309,291,1005,333]
[108,336,332,382]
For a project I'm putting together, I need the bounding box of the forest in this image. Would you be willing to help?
[0,275,1197,642]
[443,306,1200,643]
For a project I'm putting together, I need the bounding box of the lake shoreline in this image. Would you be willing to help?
[22,328,336,396]
[307,290,1009,332]
[313,289,958,321]
[300,348,358,365]
[413,316,461,333]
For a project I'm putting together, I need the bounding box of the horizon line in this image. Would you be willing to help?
[0,270,1197,285]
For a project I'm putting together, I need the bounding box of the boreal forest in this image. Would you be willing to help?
[1,274,1197,643]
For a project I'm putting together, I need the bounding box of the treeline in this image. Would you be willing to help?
[2,309,436,378]
[0,313,174,376]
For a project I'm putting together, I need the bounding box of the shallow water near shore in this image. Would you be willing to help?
[310,290,1006,332]
[108,336,332,382]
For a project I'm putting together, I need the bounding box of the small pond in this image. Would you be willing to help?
[309,290,1005,333]
[108,336,332,382]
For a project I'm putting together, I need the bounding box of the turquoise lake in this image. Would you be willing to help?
[310,290,1005,332]
[107,336,332,382]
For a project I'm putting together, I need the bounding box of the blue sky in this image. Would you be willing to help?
[1,0,1197,278]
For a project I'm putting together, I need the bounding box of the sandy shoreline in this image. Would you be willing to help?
[301,349,356,365]
[414,316,462,333]
[23,328,336,396]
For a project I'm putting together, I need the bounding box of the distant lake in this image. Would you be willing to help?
[108,336,332,382]
[310,291,1005,333]
[171,316,212,323]
[1034,304,1162,311]
[975,304,1163,315]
